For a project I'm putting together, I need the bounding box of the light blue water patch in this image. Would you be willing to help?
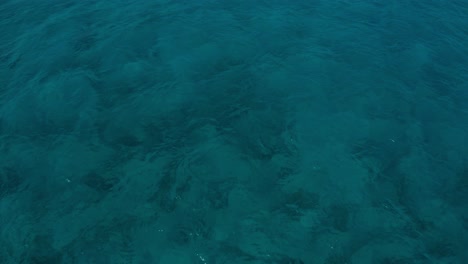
[1,0,468,263]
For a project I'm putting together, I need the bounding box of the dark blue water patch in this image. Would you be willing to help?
[0,166,23,198]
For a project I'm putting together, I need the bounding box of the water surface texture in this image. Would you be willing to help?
[1,0,468,263]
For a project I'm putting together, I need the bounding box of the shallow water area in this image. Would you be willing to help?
[1,0,468,263]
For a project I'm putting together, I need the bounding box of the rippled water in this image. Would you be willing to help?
[1,0,467,263]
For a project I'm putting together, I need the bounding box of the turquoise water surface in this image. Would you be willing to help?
[1,0,468,263]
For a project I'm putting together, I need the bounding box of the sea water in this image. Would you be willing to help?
[1,0,467,263]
